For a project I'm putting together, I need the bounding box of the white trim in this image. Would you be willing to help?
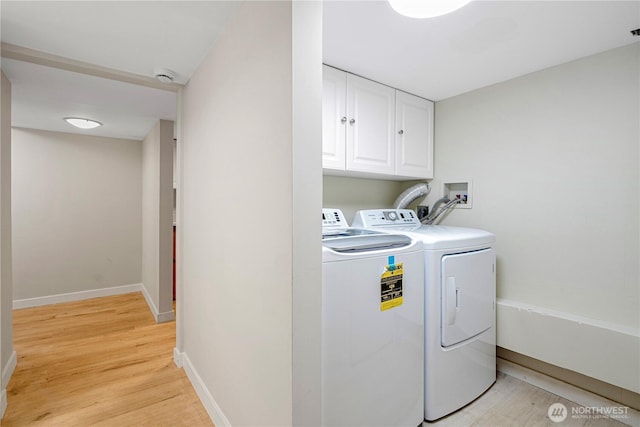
[1,389,6,420]
[1,350,16,389]
[498,298,639,337]
[496,299,640,393]
[498,358,640,427]
[1,350,17,419]
[157,309,175,323]
[12,284,142,309]
[140,284,156,318]
[182,352,231,427]
[173,347,183,368]
[175,87,184,361]
[140,284,175,324]
[1,43,182,93]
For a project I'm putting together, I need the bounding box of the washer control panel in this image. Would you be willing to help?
[352,209,421,227]
[322,208,349,229]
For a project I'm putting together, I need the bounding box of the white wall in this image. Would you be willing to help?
[0,70,15,419]
[291,2,323,425]
[178,2,321,425]
[11,128,142,304]
[141,119,174,323]
[431,43,640,392]
[323,175,423,221]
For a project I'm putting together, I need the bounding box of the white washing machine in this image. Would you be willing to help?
[322,208,424,427]
[352,209,496,422]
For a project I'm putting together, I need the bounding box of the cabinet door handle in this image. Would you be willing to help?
[341,116,347,124]
[398,129,404,135]
[349,118,356,125]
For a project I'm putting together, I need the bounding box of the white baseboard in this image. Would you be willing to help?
[157,309,175,323]
[12,283,142,309]
[173,347,183,368]
[1,350,16,389]
[1,350,17,419]
[140,284,175,324]
[182,352,232,427]
[498,358,640,427]
[1,389,6,420]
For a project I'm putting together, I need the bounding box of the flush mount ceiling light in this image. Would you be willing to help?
[388,0,473,18]
[64,117,102,129]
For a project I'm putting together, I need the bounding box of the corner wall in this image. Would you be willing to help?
[1,70,15,420]
[11,128,143,306]
[431,43,640,393]
[292,2,323,425]
[178,2,321,425]
[141,119,174,322]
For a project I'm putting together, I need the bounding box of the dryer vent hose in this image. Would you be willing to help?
[393,183,431,209]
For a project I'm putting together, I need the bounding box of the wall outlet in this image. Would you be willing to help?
[417,205,429,220]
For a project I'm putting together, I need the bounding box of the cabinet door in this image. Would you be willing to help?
[322,66,347,170]
[346,74,395,175]
[395,91,433,179]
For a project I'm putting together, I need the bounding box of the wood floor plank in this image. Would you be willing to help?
[429,372,629,427]
[3,292,213,427]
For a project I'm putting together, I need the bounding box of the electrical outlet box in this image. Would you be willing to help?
[417,205,429,220]
[442,180,472,209]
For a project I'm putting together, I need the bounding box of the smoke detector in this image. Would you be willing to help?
[154,68,176,84]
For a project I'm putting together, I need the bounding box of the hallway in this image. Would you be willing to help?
[3,293,212,426]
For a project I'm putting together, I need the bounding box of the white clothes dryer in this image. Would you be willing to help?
[322,209,424,427]
[352,209,496,421]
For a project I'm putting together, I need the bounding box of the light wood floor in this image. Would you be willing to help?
[3,292,213,427]
[428,372,628,427]
[4,293,631,427]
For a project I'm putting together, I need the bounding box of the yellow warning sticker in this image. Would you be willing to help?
[381,262,403,311]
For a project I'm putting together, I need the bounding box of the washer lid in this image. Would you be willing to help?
[322,228,379,239]
[323,234,413,253]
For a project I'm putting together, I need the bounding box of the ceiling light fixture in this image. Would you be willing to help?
[64,117,102,129]
[388,0,473,18]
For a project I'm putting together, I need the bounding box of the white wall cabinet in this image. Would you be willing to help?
[345,72,396,175]
[322,66,347,170]
[322,65,433,180]
[395,90,434,179]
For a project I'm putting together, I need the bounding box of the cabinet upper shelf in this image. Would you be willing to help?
[322,65,434,181]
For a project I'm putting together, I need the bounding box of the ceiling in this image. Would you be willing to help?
[324,0,640,101]
[1,1,639,140]
[2,58,178,140]
[1,1,241,140]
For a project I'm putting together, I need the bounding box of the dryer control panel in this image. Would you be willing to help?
[353,209,421,227]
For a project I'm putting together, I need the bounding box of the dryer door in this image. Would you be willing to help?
[441,248,495,348]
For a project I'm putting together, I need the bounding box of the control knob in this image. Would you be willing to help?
[385,211,398,221]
